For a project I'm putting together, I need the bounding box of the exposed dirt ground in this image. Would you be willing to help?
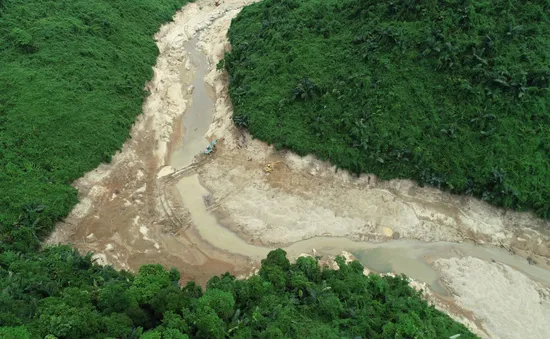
[48,0,550,337]
[435,257,550,339]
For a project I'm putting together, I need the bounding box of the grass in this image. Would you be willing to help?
[224,0,550,219]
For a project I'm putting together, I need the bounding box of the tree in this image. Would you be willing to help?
[198,288,236,320]
[0,326,31,339]
[0,247,478,338]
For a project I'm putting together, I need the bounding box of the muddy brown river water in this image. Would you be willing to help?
[169,36,550,298]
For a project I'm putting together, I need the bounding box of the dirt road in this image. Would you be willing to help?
[48,0,550,337]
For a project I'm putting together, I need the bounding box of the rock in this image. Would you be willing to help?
[382,227,394,237]
[86,233,97,243]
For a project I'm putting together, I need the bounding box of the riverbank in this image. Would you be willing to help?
[49,0,550,337]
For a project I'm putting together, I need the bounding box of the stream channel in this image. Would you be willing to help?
[170,39,550,297]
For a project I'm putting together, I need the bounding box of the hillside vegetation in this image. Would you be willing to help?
[0,0,189,252]
[0,248,477,338]
[0,0,478,337]
[224,0,550,218]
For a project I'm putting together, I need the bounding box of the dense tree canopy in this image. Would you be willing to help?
[0,0,479,337]
[0,248,478,338]
[0,0,190,252]
[224,0,550,218]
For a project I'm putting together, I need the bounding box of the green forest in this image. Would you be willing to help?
[1,248,477,338]
[0,0,191,252]
[0,0,481,337]
[224,0,550,218]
